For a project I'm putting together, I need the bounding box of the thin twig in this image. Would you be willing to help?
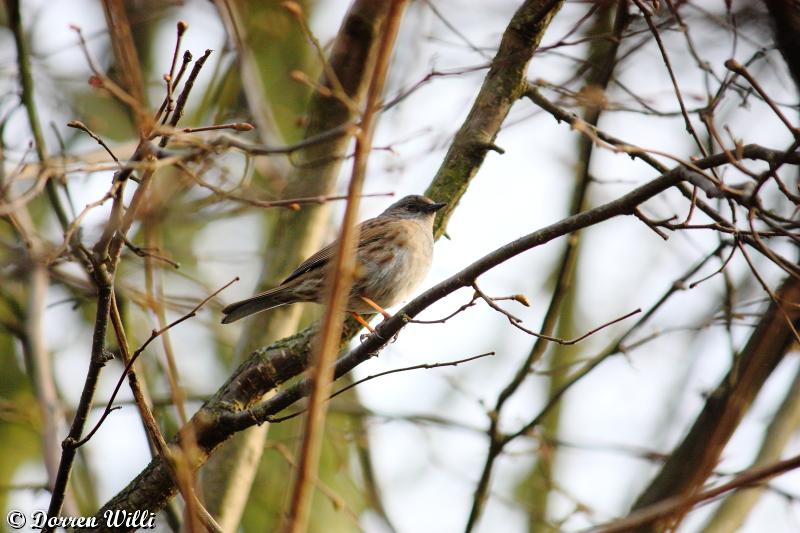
[588,452,800,533]
[176,161,392,210]
[724,59,800,141]
[269,352,495,423]
[283,1,359,114]
[208,123,353,155]
[154,21,188,125]
[70,25,142,114]
[473,282,641,345]
[67,120,121,166]
[688,241,738,289]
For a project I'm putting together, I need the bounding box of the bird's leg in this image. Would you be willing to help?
[350,312,376,333]
[359,296,392,320]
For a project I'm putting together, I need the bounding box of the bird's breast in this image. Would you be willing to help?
[353,218,434,310]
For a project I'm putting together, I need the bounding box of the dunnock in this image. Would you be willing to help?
[221,195,446,325]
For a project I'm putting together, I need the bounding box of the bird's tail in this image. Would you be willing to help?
[221,286,299,324]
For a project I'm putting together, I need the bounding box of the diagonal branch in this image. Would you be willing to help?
[222,154,713,437]
[627,276,800,531]
[426,0,568,236]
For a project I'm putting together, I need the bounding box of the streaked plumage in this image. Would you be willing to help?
[221,195,445,324]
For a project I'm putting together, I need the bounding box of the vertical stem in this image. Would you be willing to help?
[203,3,396,528]
[101,0,150,134]
[284,2,408,532]
[26,260,63,495]
[45,275,113,528]
[229,0,393,355]
[5,0,69,230]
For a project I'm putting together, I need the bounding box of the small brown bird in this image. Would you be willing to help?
[221,195,446,326]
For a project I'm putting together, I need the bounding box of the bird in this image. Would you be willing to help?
[221,194,446,328]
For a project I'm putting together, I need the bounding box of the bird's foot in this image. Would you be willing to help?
[360,295,392,320]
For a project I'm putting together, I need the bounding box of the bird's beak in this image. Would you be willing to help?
[424,202,447,213]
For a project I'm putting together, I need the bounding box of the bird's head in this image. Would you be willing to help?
[382,195,446,220]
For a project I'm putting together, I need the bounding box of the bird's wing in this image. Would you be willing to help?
[281,217,387,284]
